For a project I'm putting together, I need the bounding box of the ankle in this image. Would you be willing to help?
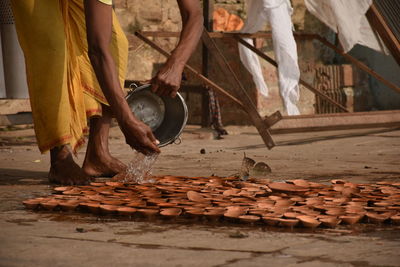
[50,145,72,165]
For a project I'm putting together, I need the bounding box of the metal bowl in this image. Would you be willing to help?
[126,84,188,147]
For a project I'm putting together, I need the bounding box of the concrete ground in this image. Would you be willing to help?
[0,125,400,267]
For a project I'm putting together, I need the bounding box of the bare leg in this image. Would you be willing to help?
[82,105,127,177]
[48,146,91,185]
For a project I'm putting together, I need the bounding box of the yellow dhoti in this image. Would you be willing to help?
[10,0,128,153]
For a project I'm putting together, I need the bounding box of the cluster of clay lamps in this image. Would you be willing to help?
[23,176,400,229]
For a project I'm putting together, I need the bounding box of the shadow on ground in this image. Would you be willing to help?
[0,168,48,185]
[232,127,400,150]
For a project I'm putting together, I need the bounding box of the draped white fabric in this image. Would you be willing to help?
[304,0,386,53]
[239,0,300,115]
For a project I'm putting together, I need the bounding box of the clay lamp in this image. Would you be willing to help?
[345,207,366,215]
[160,208,182,218]
[390,214,400,225]
[187,191,209,203]
[40,200,59,211]
[297,215,321,228]
[136,208,159,218]
[332,185,345,192]
[117,207,137,216]
[339,214,363,225]
[85,203,101,214]
[99,190,114,196]
[185,208,205,218]
[126,201,146,208]
[204,209,225,221]
[101,199,125,206]
[231,197,252,203]
[319,217,341,228]
[290,179,310,188]
[268,196,282,201]
[275,199,294,207]
[325,208,345,216]
[366,212,389,224]
[59,200,80,212]
[90,182,105,187]
[22,199,42,210]
[105,181,124,187]
[283,212,301,219]
[268,182,308,194]
[257,202,274,209]
[290,196,304,202]
[332,197,349,205]
[53,186,71,193]
[81,190,97,196]
[157,202,177,208]
[278,218,299,228]
[62,188,82,196]
[238,215,260,224]
[262,216,280,226]
[99,204,120,215]
[373,201,391,207]
[146,198,167,206]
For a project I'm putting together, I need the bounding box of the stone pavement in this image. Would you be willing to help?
[0,125,399,266]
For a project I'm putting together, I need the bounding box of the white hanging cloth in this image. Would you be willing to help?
[239,0,300,115]
[304,0,387,53]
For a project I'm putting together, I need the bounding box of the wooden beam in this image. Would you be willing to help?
[139,31,318,40]
[366,3,400,67]
[134,31,244,108]
[201,31,278,149]
[236,37,350,113]
[270,110,400,134]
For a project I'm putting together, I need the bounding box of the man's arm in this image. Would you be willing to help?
[84,0,160,154]
[151,0,203,97]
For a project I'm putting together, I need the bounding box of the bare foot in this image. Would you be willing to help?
[82,154,126,177]
[49,146,91,185]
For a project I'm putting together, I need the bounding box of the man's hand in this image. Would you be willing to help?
[120,119,160,155]
[151,61,184,98]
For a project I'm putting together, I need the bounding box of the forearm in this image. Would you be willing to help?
[88,50,135,125]
[168,0,203,68]
[84,0,136,126]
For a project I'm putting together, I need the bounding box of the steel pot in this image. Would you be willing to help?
[126,84,188,147]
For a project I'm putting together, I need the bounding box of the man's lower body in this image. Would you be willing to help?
[11,0,128,184]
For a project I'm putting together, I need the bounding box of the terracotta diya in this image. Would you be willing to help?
[160,208,182,217]
[297,215,321,228]
[319,217,341,228]
[117,207,137,216]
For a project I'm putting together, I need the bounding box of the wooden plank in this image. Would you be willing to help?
[236,37,350,113]
[201,31,277,149]
[270,110,400,134]
[0,99,31,115]
[366,3,400,67]
[139,31,318,40]
[0,113,33,126]
[134,31,245,108]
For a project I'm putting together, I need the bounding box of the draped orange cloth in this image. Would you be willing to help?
[10,0,128,153]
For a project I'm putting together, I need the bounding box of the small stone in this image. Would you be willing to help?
[200,148,206,154]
